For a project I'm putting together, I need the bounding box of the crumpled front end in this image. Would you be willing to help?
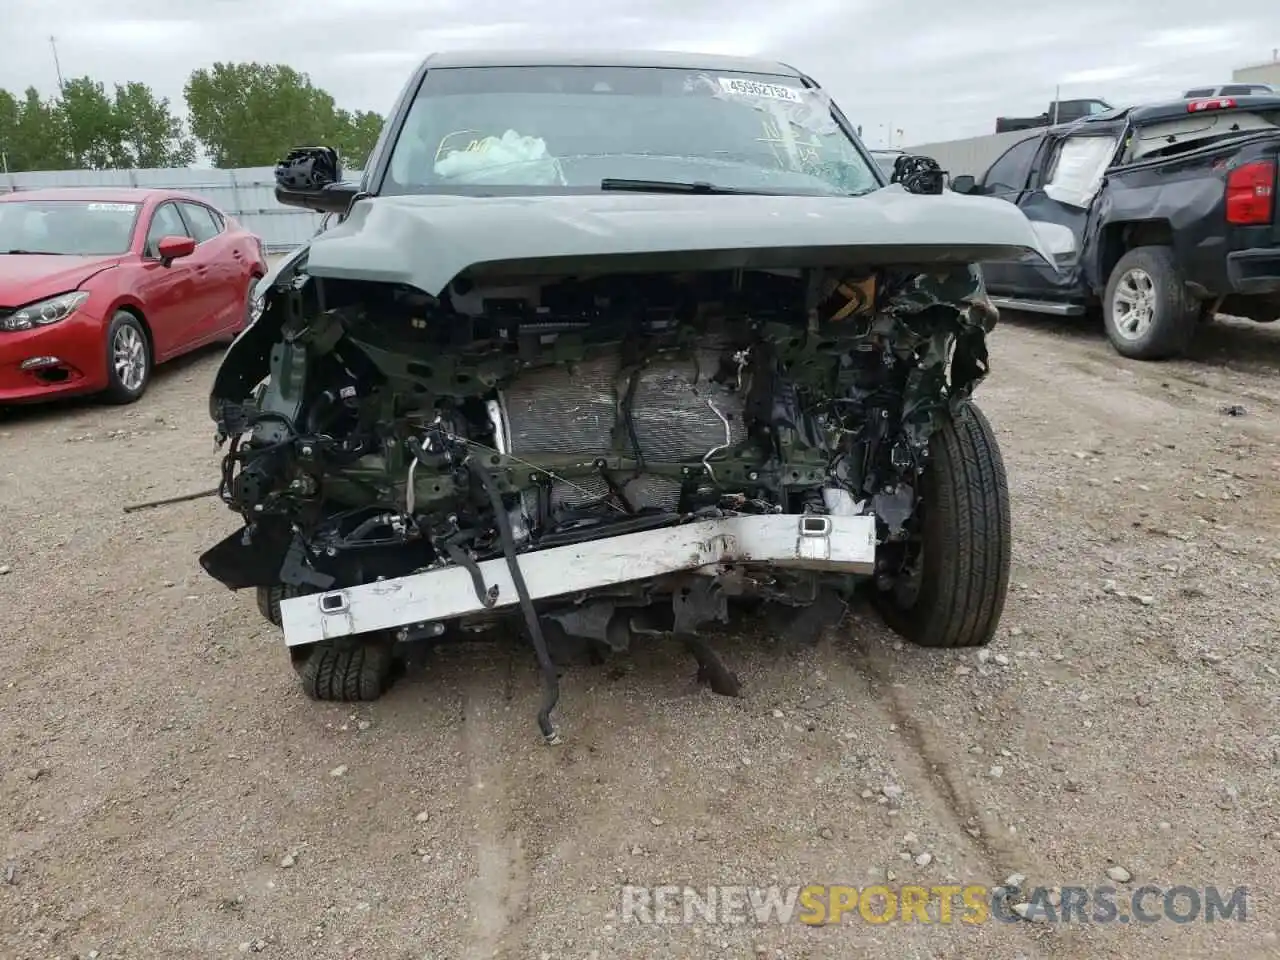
[200,193,1040,739]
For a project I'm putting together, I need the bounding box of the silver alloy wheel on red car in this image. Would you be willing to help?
[103,311,152,405]
[113,324,147,392]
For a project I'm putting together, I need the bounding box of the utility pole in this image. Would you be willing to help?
[50,35,73,167]
[1053,85,1060,125]
[49,36,65,92]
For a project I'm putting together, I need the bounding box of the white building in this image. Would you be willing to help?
[1233,52,1280,87]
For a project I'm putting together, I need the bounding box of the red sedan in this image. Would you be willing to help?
[0,187,268,405]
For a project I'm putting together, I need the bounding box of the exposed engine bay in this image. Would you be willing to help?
[202,252,998,739]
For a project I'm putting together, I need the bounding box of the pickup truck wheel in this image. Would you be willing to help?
[297,636,395,702]
[257,584,310,627]
[873,400,1011,648]
[1103,247,1199,360]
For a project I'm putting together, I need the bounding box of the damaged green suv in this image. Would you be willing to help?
[200,50,1055,741]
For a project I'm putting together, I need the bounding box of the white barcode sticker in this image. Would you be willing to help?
[87,203,136,212]
[717,77,804,103]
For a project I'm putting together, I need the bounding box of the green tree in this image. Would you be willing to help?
[1,87,72,172]
[0,80,193,172]
[185,62,332,167]
[111,82,196,168]
[58,77,119,169]
[333,108,383,171]
[0,89,19,173]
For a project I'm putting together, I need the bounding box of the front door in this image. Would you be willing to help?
[178,201,240,339]
[135,201,200,360]
[969,134,1048,294]
[998,132,1121,298]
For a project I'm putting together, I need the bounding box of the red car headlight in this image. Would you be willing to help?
[1,291,90,332]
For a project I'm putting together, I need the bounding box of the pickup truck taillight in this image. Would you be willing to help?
[1225,160,1275,225]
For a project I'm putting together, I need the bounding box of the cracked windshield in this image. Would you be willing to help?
[386,65,879,195]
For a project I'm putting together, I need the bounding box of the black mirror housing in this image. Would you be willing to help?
[274,146,359,215]
[949,174,977,194]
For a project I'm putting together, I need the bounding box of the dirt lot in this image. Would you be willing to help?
[2,306,1279,960]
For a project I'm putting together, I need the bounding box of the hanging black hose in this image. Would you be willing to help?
[465,457,561,744]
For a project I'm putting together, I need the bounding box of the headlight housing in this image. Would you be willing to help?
[0,291,90,332]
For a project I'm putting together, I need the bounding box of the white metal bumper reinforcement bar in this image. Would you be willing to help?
[278,513,879,647]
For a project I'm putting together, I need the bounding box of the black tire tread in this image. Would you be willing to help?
[298,640,393,702]
[876,401,1011,648]
[256,584,306,627]
[257,585,283,626]
[1103,246,1198,361]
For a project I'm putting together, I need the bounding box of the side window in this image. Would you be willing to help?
[981,136,1041,195]
[179,202,220,244]
[145,202,190,257]
[1043,135,1118,208]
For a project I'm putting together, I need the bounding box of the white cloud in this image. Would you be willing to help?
[64,18,200,46]
[1061,65,1142,85]
[1141,27,1239,49]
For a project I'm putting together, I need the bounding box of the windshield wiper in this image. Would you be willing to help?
[4,249,62,255]
[601,178,780,196]
[600,177,854,197]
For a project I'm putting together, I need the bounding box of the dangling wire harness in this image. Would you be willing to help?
[465,456,562,744]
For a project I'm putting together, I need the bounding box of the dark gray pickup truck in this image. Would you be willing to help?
[953,94,1280,359]
[995,98,1114,133]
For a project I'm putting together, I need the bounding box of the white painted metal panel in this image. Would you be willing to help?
[279,514,878,646]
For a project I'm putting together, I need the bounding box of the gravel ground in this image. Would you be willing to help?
[1,306,1279,960]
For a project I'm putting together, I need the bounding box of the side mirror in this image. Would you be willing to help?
[274,145,358,215]
[157,234,196,267]
[276,145,341,189]
[949,175,977,194]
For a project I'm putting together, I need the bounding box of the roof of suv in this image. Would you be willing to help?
[419,49,804,77]
[1044,94,1280,132]
[1183,83,1275,96]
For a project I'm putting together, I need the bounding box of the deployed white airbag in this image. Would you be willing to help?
[434,130,565,185]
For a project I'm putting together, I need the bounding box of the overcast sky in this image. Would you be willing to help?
[2,0,1278,151]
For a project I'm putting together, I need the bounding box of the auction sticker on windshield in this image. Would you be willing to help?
[87,203,137,212]
[717,77,804,103]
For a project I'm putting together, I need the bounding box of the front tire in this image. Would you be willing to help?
[103,311,151,404]
[1103,246,1199,360]
[297,637,395,702]
[874,401,1011,648]
[257,584,308,627]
